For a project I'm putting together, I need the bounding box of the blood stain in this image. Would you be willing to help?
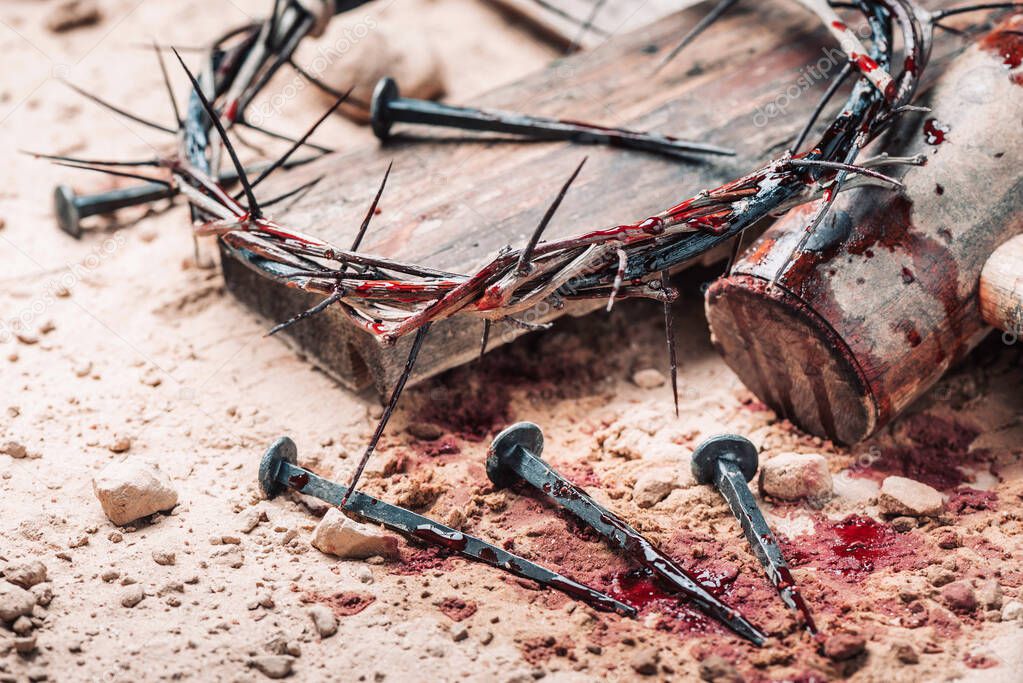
[923,118,950,145]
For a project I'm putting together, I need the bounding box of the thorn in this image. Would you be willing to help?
[341,322,432,507]
[152,39,182,127]
[237,121,334,154]
[246,87,353,192]
[606,248,627,312]
[785,158,904,189]
[260,175,324,209]
[59,79,176,134]
[567,0,609,52]
[661,271,679,418]
[266,0,282,50]
[289,59,371,108]
[515,157,587,276]
[51,161,172,187]
[478,319,491,362]
[350,160,393,253]
[172,48,261,219]
[725,231,745,276]
[790,63,852,155]
[267,291,341,336]
[931,2,1023,21]
[24,151,158,167]
[654,0,738,73]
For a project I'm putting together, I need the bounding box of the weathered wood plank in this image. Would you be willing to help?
[225,0,872,394]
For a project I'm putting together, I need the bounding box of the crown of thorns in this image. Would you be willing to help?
[41,0,1018,497]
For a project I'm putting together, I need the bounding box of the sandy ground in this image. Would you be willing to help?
[1,1,1022,681]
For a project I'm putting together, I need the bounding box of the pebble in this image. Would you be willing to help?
[249,655,294,679]
[45,0,102,32]
[926,565,956,587]
[877,476,943,517]
[451,626,469,642]
[92,459,178,525]
[311,509,400,559]
[120,585,145,608]
[631,368,666,389]
[698,656,742,682]
[890,516,917,533]
[100,570,120,583]
[0,583,36,622]
[632,469,678,508]
[940,582,977,613]
[13,636,36,654]
[891,640,919,664]
[307,604,338,638]
[1,441,28,459]
[239,508,266,534]
[629,648,660,676]
[11,617,33,636]
[976,580,1002,610]
[107,436,132,453]
[1001,600,1023,621]
[822,633,866,661]
[152,551,176,566]
[29,584,52,607]
[758,452,833,501]
[3,561,47,589]
[407,422,444,441]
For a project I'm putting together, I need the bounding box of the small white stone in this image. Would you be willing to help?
[1001,600,1023,622]
[758,452,833,501]
[631,369,666,389]
[307,604,338,638]
[311,508,400,560]
[92,459,178,525]
[878,476,944,517]
[632,469,678,508]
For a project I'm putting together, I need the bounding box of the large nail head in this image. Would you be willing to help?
[486,421,544,489]
[259,436,298,499]
[690,434,759,485]
[54,184,82,238]
[370,76,400,141]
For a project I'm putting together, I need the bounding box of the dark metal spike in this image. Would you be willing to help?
[172,48,261,219]
[59,79,176,134]
[655,0,739,73]
[341,322,432,506]
[515,157,587,276]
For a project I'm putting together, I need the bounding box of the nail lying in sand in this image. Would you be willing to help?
[487,422,766,646]
[369,76,735,159]
[691,434,817,635]
[259,435,636,618]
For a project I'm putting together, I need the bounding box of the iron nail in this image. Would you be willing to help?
[53,156,318,238]
[258,435,637,618]
[369,77,735,159]
[487,422,766,646]
[54,183,174,238]
[691,434,818,634]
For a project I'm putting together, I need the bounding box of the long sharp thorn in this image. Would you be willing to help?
[351,161,393,253]
[59,79,176,134]
[288,59,371,108]
[932,2,1023,20]
[790,63,851,155]
[260,175,324,209]
[267,0,282,50]
[246,87,353,193]
[655,0,738,73]
[724,231,745,276]
[661,271,679,418]
[171,48,261,218]
[25,150,158,167]
[478,319,491,362]
[341,323,432,506]
[267,291,341,336]
[51,161,172,187]
[152,39,182,127]
[237,121,334,154]
[516,157,587,276]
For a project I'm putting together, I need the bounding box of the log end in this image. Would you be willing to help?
[705,274,877,445]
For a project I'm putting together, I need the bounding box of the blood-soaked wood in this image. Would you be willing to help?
[223,0,925,395]
[706,17,1023,444]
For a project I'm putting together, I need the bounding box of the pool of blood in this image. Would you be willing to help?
[606,567,737,636]
[923,118,949,145]
[784,515,902,577]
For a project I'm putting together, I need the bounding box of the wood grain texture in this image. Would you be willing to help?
[707,18,1023,444]
[980,234,1023,336]
[226,0,897,394]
